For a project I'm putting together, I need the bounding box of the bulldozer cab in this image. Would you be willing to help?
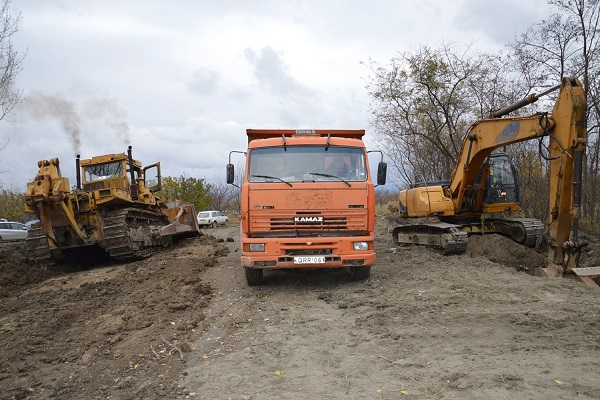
[143,163,161,192]
[84,161,125,182]
[477,153,520,205]
[81,156,133,192]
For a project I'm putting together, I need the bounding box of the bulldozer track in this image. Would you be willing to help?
[25,227,53,264]
[103,207,171,261]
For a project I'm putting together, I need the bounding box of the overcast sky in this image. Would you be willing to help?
[0,0,551,190]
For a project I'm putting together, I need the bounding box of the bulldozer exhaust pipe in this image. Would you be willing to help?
[128,146,139,201]
[76,154,81,189]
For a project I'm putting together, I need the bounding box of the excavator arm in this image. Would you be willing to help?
[450,77,585,217]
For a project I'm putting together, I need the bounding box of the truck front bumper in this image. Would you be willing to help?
[240,235,376,269]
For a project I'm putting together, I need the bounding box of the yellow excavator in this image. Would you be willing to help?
[25,146,201,263]
[393,77,598,286]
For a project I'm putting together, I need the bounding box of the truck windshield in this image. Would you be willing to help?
[248,146,367,183]
[84,162,123,182]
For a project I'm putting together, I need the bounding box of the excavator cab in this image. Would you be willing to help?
[477,153,520,205]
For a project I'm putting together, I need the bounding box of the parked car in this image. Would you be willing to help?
[24,219,40,230]
[197,211,228,228]
[0,221,28,241]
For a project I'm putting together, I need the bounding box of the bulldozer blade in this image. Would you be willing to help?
[160,200,202,237]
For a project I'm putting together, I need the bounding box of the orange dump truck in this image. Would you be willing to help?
[227,129,386,286]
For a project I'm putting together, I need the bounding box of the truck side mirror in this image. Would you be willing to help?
[226,164,235,184]
[377,162,387,186]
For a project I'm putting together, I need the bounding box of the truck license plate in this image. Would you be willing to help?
[293,256,325,264]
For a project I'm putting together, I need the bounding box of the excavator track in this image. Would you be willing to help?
[25,226,53,264]
[461,217,545,248]
[392,222,469,255]
[392,218,545,256]
[102,208,171,261]
[504,218,545,248]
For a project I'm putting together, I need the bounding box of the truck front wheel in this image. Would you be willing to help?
[348,266,371,281]
[245,268,264,286]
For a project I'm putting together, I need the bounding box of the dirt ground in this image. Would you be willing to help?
[0,217,599,400]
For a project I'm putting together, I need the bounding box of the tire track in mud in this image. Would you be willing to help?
[179,227,410,399]
[178,221,600,400]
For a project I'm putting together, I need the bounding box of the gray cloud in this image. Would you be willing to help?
[0,0,552,189]
[188,67,220,95]
[244,46,312,97]
[454,0,547,44]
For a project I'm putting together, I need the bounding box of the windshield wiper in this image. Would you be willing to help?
[251,175,293,187]
[307,172,352,187]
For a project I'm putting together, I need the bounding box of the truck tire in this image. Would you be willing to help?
[348,266,371,281]
[245,268,263,286]
[212,221,218,228]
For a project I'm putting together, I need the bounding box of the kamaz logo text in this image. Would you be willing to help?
[294,216,324,223]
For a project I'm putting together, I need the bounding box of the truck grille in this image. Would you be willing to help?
[270,216,347,230]
[250,211,367,234]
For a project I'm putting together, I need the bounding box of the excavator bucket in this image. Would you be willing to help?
[159,200,202,237]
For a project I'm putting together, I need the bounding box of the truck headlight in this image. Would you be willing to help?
[353,241,368,251]
[249,243,265,252]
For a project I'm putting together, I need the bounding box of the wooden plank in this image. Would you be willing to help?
[572,266,600,277]
[577,276,600,288]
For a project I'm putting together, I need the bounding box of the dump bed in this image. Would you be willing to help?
[246,129,365,144]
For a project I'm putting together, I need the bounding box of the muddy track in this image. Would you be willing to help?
[181,221,600,400]
[0,219,599,399]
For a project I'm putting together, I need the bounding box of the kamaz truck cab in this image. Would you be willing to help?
[228,129,386,286]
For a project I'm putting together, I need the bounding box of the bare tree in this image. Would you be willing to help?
[513,14,579,84]
[365,43,521,187]
[511,0,600,231]
[365,3,600,227]
[207,181,237,213]
[0,0,24,122]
